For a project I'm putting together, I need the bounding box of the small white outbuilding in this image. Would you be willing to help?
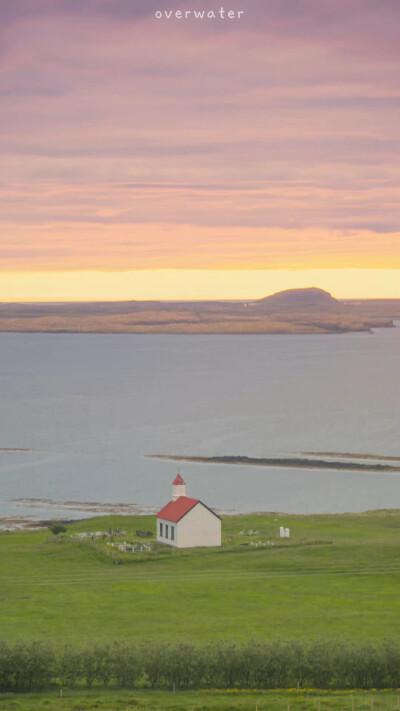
[156,474,221,549]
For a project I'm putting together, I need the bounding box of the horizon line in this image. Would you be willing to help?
[1,269,400,302]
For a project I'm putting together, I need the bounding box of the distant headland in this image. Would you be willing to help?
[0,287,399,335]
[259,287,339,309]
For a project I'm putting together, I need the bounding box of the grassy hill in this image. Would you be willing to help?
[1,510,400,645]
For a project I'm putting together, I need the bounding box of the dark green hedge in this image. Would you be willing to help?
[1,638,400,692]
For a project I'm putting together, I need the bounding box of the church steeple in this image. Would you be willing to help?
[172,472,186,500]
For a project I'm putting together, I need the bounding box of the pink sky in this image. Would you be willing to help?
[0,0,399,297]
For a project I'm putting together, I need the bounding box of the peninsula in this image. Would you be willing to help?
[0,288,399,335]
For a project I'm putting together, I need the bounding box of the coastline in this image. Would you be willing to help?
[2,502,400,532]
[0,297,398,335]
[146,453,400,474]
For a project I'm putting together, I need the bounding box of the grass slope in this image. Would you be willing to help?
[1,511,400,644]
[1,689,400,711]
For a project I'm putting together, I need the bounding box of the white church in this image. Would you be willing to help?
[156,474,221,548]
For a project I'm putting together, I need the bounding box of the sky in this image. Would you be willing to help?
[0,0,399,300]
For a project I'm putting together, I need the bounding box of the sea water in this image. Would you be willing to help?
[1,326,399,520]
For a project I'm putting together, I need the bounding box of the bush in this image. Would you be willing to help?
[49,524,67,535]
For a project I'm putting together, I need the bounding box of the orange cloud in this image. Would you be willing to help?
[1,223,399,271]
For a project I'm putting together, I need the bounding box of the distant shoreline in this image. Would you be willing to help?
[0,448,38,452]
[146,454,400,474]
[3,503,400,532]
[0,321,395,336]
[0,292,399,335]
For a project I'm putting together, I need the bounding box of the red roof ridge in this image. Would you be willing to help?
[156,495,199,523]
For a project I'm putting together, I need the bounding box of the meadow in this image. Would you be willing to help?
[1,510,400,645]
[1,689,400,711]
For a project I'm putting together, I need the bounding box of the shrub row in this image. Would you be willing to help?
[1,639,400,692]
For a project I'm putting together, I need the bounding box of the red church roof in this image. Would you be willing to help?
[173,473,185,485]
[157,496,199,523]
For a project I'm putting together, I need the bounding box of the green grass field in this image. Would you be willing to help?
[1,510,400,645]
[1,689,400,711]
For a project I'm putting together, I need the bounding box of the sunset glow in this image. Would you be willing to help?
[1,1,399,299]
[1,269,399,303]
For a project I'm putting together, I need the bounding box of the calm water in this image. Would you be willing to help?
[1,326,400,521]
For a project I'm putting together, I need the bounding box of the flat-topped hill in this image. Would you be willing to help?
[259,287,339,310]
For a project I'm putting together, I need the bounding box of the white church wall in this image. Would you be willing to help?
[176,503,221,548]
[157,517,178,547]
